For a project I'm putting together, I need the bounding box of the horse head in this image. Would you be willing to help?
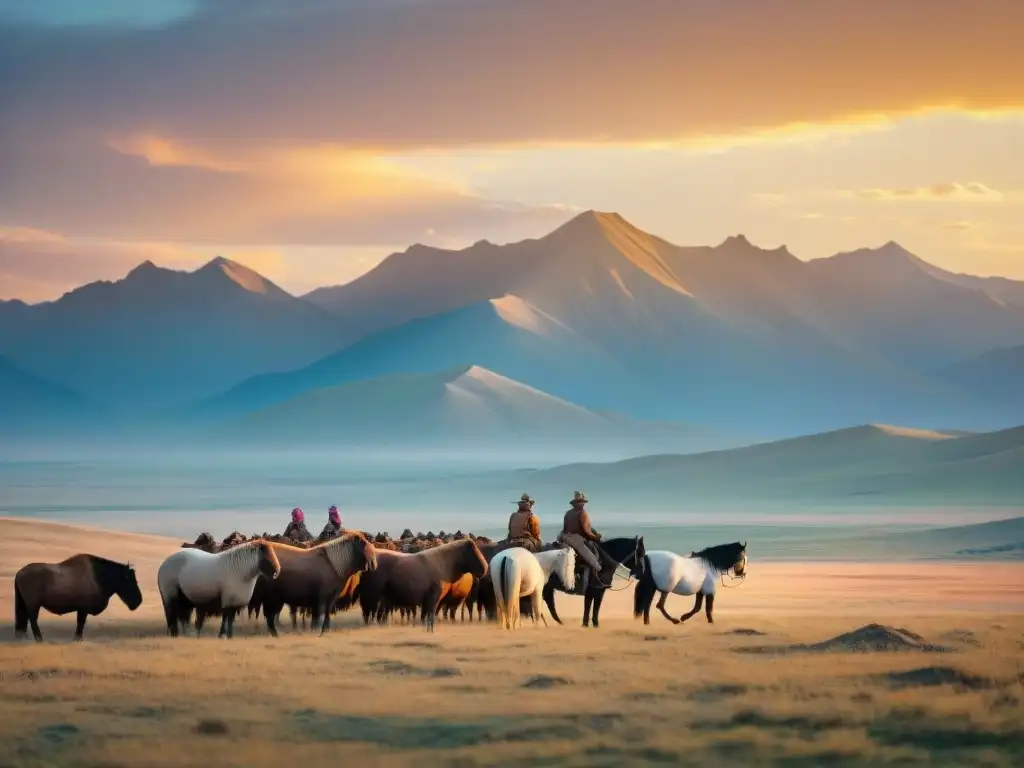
[465,537,489,578]
[734,541,748,576]
[257,541,282,580]
[360,534,378,573]
[116,561,144,611]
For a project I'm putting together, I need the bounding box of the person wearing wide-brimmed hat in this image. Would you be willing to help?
[505,493,542,552]
[559,491,615,593]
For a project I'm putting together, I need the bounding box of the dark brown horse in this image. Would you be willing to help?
[359,537,488,631]
[14,554,143,642]
[255,533,377,637]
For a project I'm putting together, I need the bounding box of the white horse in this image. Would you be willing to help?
[490,547,576,630]
[158,540,281,638]
[633,542,747,626]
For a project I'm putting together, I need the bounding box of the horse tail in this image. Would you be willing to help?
[14,577,28,634]
[503,554,522,630]
[633,555,657,620]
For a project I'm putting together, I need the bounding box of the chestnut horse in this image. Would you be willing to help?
[436,572,474,623]
[14,554,143,642]
[256,533,377,637]
[359,537,488,631]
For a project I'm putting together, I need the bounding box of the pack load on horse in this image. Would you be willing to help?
[633,542,748,626]
[505,493,542,552]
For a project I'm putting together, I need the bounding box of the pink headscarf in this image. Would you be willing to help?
[291,507,304,524]
[328,505,341,525]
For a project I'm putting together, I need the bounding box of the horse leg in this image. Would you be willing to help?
[704,593,715,624]
[226,610,237,639]
[74,610,88,641]
[532,591,547,628]
[29,607,43,642]
[422,585,441,633]
[656,591,679,625]
[591,589,605,629]
[265,607,279,638]
[542,581,562,625]
[163,598,179,638]
[218,612,228,639]
[195,611,207,637]
[679,593,704,624]
[582,593,592,627]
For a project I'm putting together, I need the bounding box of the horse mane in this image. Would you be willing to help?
[691,542,745,573]
[225,538,278,575]
[86,554,136,590]
[313,532,372,576]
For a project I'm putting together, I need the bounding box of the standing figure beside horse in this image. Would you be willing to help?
[14,555,143,642]
[633,542,748,626]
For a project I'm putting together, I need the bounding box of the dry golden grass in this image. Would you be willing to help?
[1,518,1022,767]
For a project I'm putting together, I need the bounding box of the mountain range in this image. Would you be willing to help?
[2,210,1022,443]
[423,422,1024,508]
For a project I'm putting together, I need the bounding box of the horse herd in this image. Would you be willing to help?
[12,531,749,642]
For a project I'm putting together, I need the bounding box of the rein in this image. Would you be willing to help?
[591,541,642,592]
[719,570,747,588]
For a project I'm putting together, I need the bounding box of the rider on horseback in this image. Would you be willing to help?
[317,505,344,541]
[506,493,542,552]
[559,491,616,593]
[284,508,313,544]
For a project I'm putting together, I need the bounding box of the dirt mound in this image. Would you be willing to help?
[880,666,995,690]
[808,624,949,653]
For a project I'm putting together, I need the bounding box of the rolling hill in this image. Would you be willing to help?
[211,364,746,459]
[455,422,1024,507]
[0,258,352,410]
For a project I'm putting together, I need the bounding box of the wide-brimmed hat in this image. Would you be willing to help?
[511,493,535,505]
[570,491,588,505]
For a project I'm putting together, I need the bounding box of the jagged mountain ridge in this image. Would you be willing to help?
[0,257,353,410]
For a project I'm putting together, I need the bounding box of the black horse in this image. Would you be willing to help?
[541,536,646,628]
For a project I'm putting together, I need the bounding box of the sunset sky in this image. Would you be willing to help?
[2,0,1023,302]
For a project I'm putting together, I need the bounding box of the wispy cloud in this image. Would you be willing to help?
[852,182,1009,202]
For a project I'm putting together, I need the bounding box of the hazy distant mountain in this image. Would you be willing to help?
[190,294,642,423]
[807,242,1024,369]
[212,364,744,458]
[935,344,1024,419]
[0,258,352,410]
[467,422,1024,506]
[293,212,1016,433]
[0,354,96,434]
[6,211,1023,436]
